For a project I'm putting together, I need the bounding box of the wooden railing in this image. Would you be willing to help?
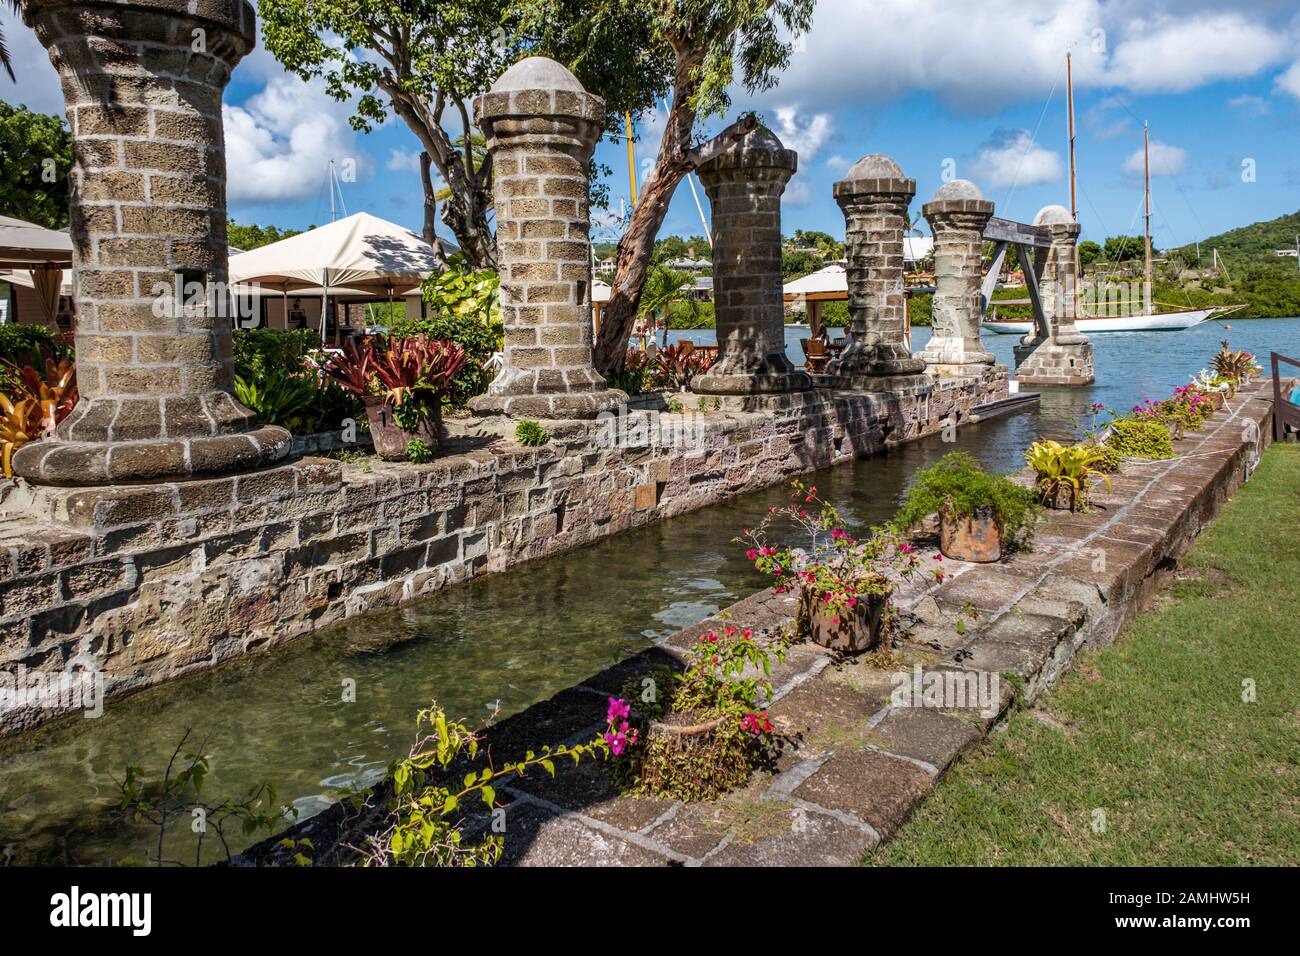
[1271,352,1300,442]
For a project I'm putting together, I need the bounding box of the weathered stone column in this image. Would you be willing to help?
[692,127,809,396]
[917,180,996,377]
[1013,205,1094,386]
[828,155,931,392]
[468,57,624,420]
[13,0,290,486]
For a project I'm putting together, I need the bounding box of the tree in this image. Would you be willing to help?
[1078,240,1102,268]
[1102,235,1152,262]
[259,0,509,268]
[592,0,815,375]
[260,0,668,270]
[1,1,20,82]
[226,221,305,251]
[0,102,73,229]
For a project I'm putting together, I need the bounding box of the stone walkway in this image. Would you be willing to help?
[248,381,1276,866]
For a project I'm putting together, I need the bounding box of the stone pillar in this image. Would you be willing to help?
[828,155,931,393]
[468,57,624,420]
[12,0,290,486]
[1013,204,1094,386]
[692,127,809,396]
[917,179,996,377]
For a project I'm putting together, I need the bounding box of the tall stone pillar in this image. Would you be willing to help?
[13,0,290,486]
[828,155,931,393]
[917,180,996,377]
[1013,205,1094,386]
[468,57,624,420]
[692,127,809,396]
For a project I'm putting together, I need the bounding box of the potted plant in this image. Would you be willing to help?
[1212,339,1258,385]
[739,481,935,652]
[608,626,782,802]
[1025,440,1113,512]
[891,452,1038,563]
[324,335,467,461]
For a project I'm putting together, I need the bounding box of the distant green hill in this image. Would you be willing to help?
[1172,210,1300,267]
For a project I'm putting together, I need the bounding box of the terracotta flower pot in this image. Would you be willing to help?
[939,505,1003,562]
[1038,481,1079,511]
[799,582,892,653]
[363,396,442,461]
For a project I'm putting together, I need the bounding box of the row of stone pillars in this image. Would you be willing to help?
[12,15,1087,492]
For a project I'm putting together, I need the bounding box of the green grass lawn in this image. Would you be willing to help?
[873,442,1300,866]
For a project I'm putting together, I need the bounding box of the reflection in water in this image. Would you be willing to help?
[1,318,1296,864]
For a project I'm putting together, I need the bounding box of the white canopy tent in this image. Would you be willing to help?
[227,212,448,341]
[0,216,74,327]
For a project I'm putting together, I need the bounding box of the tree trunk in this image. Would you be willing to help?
[378,76,497,270]
[420,151,450,272]
[592,54,701,376]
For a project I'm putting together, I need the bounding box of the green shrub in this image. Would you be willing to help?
[232,327,319,382]
[232,328,361,433]
[1108,418,1174,459]
[514,419,550,447]
[666,300,714,329]
[891,451,1038,547]
[0,325,63,393]
[404,438,434,463]
[233,372,318,432]
[819,300,849,327]
[907,291,933,326]
[1086,439,1124,474]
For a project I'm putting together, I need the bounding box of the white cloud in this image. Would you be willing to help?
[1122,139,1187,177]
[770,106,833,161]
[735,0,1299,115]
[1275,62,1300,101]
[968,130,1063,189]
[1228,94,1270,117]
[223,74,370,203]
[783,179,813,206]
[825,155,851,172]
[1106,13,1289,94]
[386,149,422,173]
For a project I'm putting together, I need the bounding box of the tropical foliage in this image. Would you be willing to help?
[892,452,1038,546]
[0,101,74,229]
[1024,440,1113,512]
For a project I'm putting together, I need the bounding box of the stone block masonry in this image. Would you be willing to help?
[0,376,1006,736]
[14,0,290,485]
[242,380,1276,867]
[468,57,625,421]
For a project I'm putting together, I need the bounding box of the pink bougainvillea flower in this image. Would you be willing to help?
[606,697,630,723]
[746,548,758,561]
[742,629,753,640]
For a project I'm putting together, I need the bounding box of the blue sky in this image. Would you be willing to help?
[5,0,1300,256]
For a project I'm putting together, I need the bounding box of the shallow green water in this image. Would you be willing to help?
[1,317,1296,865]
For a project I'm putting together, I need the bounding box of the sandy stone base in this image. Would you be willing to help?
[242,380,1276,866]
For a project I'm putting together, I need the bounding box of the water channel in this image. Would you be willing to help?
[1,318,1296,865]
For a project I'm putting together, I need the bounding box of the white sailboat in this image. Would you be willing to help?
[984,56,1238,335]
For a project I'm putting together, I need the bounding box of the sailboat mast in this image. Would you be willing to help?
[1067,53,1077,222]
[1143,123,1153,313]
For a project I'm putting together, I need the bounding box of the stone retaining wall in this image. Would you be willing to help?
[242,379,1274,866]
[0,375,1005,736]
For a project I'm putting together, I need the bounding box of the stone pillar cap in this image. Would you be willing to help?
[1034,204,1074,226]
[476,56,605,126]
[697,124,797,175]
[833,153,914,200]
[28,0,256,41]
[923,179,994,217]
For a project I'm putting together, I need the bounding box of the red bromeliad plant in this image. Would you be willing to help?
[650,341,713,391]
[737,480,939,649]
[324,335,468,460]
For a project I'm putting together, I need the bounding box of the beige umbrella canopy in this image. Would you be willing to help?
[228,211,443,294]
[227,212,448,341]
[0,215,73,269]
